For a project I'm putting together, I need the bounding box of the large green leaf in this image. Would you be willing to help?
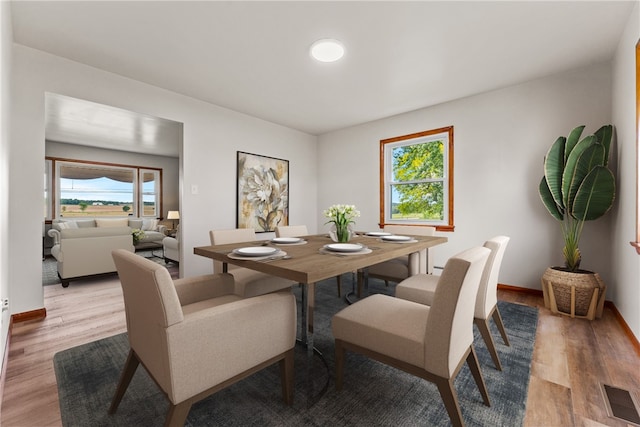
[565,125,585,163]
[571,166,615,221]
[543,136,566,210]
[594,124,613,166]
[539,176,564,221]
[563,138,601,212]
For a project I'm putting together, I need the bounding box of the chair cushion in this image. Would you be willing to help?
[332,294,429,367]
[395,274,438,306]
[182,295,243,315]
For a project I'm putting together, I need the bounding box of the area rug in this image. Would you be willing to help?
[54,278,538,426]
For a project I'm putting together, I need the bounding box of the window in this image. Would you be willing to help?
[380,126,454,232]
[140,169,160,218]
[45,157,163,219]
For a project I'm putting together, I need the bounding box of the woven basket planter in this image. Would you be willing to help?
[541,267,606,320]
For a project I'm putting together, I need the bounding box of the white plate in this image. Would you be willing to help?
[366,231,392,237]
[324,243,365,253]
[380,235,412,242]
[271,237,302,244]
[232,246,278,257]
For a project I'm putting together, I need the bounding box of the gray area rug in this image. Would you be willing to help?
[54,277,538,426]
[43,250,177,286]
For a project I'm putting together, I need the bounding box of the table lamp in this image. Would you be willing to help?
[167,211,180,231]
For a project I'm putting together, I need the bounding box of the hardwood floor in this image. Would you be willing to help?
[1,279,639,426]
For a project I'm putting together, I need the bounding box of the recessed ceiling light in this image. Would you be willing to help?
[310,39,345,63]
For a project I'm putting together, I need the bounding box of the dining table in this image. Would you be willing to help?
[194,232,448,353]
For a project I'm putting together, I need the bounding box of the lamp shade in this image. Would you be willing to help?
[167,211,180,220]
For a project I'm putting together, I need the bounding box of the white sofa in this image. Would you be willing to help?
[48,218,167,287]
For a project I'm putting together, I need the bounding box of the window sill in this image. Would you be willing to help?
[631,241,640,255]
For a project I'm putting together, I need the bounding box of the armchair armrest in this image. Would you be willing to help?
[173,273,236,306]
[48,228,61,245]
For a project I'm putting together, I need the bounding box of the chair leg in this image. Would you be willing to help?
[335,339,345,390]
[164,401,192,427]
[492,306,510,346]
[466,345,491,407]
[433,376,465,427]
[109,349,140,414]
[336,274,342,297]
[474,317,502,371]
[279,348,294,405]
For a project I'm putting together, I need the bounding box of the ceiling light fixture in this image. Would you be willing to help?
[310,39,345,63]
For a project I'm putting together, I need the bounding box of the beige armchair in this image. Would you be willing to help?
[209,228,295,297]
[332,246,491,427]
[396,236,511,370]
[109,249,296,427]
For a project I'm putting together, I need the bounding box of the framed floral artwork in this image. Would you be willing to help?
[237,151,289,232]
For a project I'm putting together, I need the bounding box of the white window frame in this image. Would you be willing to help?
[139,168,160,218]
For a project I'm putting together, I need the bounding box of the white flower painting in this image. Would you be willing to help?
[237,152,289,232]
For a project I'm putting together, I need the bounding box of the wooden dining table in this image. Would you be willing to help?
[194,232,448,351]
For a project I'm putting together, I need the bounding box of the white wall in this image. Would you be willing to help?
[1,0,13,376]
[611,2,640,340]
[318,64,613,293]
[10,44,317,314]
[46,141,180,215]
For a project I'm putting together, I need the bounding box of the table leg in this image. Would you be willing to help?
[300,282,316,353]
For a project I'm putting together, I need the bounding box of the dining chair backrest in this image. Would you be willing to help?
[475,236,510,319]
[112,249,183,391]
[383,225,436,274]
[275,225,308,238]
[423,246,490,378]
[209,228,257,273]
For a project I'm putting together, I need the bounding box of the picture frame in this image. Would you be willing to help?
[236,151,289,232]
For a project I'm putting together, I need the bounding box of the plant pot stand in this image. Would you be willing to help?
[541,267,606,320]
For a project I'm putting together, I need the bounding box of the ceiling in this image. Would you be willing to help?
[10,1,637,153]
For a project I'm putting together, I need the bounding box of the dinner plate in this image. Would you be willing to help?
[232,246,278,257]
[271,237,302,244]
[324,243,365,253]
[366,231,392,237]
[380,235,412,242]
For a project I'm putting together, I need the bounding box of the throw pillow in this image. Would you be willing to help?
[95,218,129,228]
[57,221,78,230]
[142,219,159,231]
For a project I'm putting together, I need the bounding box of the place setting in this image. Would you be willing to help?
[377,234,418,243]
[227,246,290,261]
[361,231,418,243]
[270,237,308,246]
[319,242,372,256]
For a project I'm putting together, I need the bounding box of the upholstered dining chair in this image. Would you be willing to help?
[357,225,436,296]
[209,228,295,297]
[110,249,296,427]
[275,225,309,238]
[332,246,491,427]
[396,236,511,370]
[275,224,343,297]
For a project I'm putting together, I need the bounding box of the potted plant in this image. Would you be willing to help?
[538,124,615,319]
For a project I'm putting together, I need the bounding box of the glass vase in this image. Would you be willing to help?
[329,224,354,243]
